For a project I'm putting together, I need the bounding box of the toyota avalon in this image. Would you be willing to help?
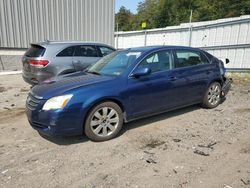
[26,46,231,141]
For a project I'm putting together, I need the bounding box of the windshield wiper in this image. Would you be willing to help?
[86,70,101,75]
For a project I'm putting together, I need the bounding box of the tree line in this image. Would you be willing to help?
[115,0,250,31]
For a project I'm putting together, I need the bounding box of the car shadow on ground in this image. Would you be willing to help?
[119,104,201,135]
[39,132,90,145]
[40,104,201,145]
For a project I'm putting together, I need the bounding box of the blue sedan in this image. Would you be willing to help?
[26,46,231,141]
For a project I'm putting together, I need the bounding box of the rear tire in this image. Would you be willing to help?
[84,102,123,142]
[202,82,222,109]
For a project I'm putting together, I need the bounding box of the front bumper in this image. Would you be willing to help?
[25,93,86,137]
[26,107,85,137]
[221,77,232,97]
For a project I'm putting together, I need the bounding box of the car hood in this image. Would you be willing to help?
[31,72,114,99]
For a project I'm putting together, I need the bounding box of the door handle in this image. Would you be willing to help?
[206,70,212,75]
[73,60,80,63]
[168,76,178,81]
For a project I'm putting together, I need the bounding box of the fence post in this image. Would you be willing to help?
[0,56,4,70]
[188,26,193,46]
[188,10,193,46]
[116,33,119,49]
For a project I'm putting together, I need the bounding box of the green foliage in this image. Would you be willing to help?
[115,6,134,31]
[115,0,250,31]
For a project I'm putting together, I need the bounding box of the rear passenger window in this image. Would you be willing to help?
[57,46,74,57]
[74,45,98,57]
[139,50,172,73]
[99,46,115,56]
[175,50,209,68]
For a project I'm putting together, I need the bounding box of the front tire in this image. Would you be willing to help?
[84,102,123,141]
[202,82,222,109]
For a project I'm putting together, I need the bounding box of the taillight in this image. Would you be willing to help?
[28,59,49,68]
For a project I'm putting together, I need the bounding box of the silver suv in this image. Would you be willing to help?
[22,41,115,85]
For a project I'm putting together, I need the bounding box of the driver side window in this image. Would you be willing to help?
[138,50,173,73]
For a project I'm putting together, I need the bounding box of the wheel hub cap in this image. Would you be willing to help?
[90,107,119,137]
[208,84,221,105]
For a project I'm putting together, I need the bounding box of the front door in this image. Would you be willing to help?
[126,50,186,118]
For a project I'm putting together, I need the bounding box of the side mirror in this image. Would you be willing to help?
[131,67,151,78]
[219,58,230,65]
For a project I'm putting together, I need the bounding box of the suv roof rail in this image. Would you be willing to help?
[44,39,50,43]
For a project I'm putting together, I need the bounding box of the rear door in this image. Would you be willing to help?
[73,45,100,71]
[172,49,214,104]
[55,46,75,73]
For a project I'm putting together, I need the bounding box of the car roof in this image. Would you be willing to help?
[32,40,114,49]
[123,45,201,52]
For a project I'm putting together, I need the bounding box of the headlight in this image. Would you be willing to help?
[42,94,73,111]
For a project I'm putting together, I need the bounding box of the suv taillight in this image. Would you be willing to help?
[28,59,49,68]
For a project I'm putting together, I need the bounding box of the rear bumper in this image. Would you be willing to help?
[22,74,38,85]
[221,77,232,97]
[22,70,53,85]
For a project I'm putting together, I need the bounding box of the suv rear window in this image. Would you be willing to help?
[25,44,46,57]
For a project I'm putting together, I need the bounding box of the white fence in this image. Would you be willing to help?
[115,15,250,70]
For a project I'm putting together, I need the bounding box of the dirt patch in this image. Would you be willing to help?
[20,88,30,92]
[240,145,250,154]
[229,73,250,86]
[0,107,26,122]
[234,108,250,113]
[0,86,6,92]
[141,137,166,149]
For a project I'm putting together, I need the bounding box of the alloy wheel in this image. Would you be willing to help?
[90,107,119,137]
[207,84,221,106]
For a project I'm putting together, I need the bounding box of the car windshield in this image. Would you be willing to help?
[87,50,142,76]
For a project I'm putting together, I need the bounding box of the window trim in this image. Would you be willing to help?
[128,49,174,78]
[201,50,213,63]
[173,49,210,69]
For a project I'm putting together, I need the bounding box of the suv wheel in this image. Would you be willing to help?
[84,102,123,141]
[202,82,222,109]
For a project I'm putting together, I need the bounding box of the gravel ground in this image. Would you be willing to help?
[0,74,250,188]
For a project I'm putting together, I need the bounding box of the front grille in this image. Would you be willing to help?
[26,93,42,111]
